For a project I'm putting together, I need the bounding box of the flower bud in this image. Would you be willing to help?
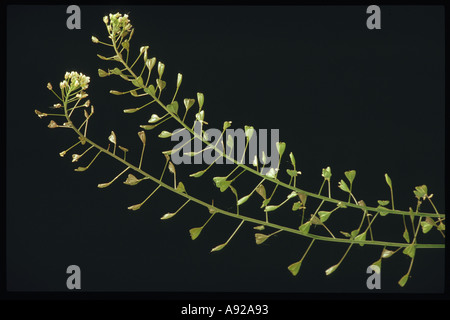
[91,36,99,43]
[47,82,52,90]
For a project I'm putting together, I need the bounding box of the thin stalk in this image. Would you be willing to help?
[226,220,245,244]
[139,141,145,169]
[303,239,315,260]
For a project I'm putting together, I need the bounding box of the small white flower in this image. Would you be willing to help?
[72,79,80,88]
[79,74,90,90]
[60,71,91,92]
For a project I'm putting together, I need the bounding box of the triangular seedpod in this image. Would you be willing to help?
[138,131,146,144]
[189,227,203,240]
[183,98,195,111]
[123,174,140,186]
[288,260,302,276]
[255,233,270,245]
[108,131,117,145]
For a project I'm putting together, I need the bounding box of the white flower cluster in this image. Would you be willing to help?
[104,12,133,37]
[59,71,90,90]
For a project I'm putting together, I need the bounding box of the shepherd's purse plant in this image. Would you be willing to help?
[36,12,445,288]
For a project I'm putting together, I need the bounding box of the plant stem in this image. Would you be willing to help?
[62,119,446,248]
[108,30,446,220]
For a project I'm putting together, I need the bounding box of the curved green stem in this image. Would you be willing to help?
[106,27,447,222]
[61,112,444,249]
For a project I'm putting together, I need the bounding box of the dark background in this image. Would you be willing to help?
[6,5,445,295]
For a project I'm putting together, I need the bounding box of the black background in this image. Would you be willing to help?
[6,4,446,296]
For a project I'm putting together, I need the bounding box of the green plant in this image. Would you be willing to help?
[36,12,445,288]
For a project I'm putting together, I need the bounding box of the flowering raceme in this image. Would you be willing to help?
[59,71,90,91]
[105,12,133,38]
